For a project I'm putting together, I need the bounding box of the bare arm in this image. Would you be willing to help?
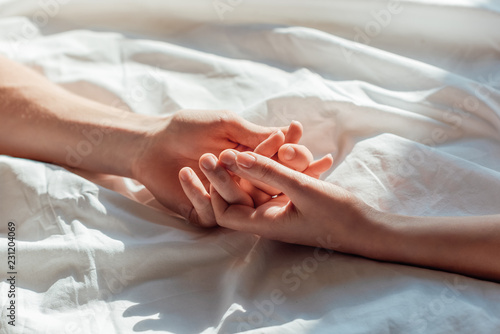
[0,54,154,177]
[0,55,289,225]
[191,150,500,282]
[376,212,500,281]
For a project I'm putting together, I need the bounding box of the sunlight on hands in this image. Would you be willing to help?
[179,120,334,226]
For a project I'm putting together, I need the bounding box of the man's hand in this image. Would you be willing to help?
[0,56,303,226]
[132,109,295,227]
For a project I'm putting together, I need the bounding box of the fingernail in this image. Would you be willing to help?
[220,150,237,166]
[236,152,256,168]
[283,145,295,160]
[201,155,217,171]
[179,168,192,182]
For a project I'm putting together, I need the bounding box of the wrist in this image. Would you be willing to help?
[67,104,169,179]
[111,113,160,178]
[128,113,172,181]
[356,207,415,263]
[345,204,404,260]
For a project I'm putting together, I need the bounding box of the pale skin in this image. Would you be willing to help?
[0,55,329,226]
[1,56,499,282]
[181,151,500,282]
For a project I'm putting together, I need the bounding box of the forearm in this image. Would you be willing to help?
[366,210,500,281]
[0,56,165,177]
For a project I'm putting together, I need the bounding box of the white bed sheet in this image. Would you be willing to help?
[1,0,500,333]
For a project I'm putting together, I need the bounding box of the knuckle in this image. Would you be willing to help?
[216,110,234,124]
[213,166,230,185]
[179,203,194,220]
[192,189,209,208]
[291,171,312,190]
[258,158,277,181]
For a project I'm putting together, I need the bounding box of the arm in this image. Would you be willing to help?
[0,54,153,177]
[196,150,500,282]
[0,55,287,225]
[374,212,500,281]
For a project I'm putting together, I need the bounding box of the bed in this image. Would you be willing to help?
[1,0,500,333]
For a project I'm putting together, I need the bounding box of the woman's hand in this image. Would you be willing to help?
[178,125,334,228]
[199,151,380,255]
[202,151,500,282]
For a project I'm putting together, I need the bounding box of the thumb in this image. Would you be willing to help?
[228,116,288,149]
[231,151,315,202]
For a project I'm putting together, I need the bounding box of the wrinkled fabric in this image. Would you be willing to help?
[0,0,500,333]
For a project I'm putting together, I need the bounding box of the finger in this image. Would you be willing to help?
[178,167,216,227]
[304,154,334,178]
[199,153,254,207]
[220,149,281,197]
[254,130,285,157]
[234,144,251,152]
[238,178,273,206]
[251,130,286,195]
[277,144,313,172]
[284,120,303,144]
[231,151,316,203]
[240,176,281,198]
[228,114,284,149]
[211,185,297,240]
[210,185,262,231]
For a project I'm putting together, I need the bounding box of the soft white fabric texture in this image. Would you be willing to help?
[1,0,500,333]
